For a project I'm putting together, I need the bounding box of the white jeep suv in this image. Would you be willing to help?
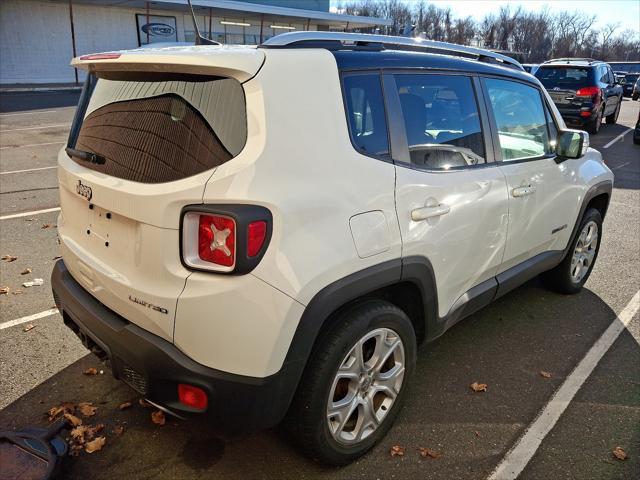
[52,32,613,465]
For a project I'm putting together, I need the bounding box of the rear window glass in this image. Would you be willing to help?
[535,67,593,89]
[67,74,246,184]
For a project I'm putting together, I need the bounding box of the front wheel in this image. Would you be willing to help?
[285,300,416,465]
[543,208,602,294]
[606,99,621,124]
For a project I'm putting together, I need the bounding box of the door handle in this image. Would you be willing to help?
[411,203,450,221]
[511,185,536,198]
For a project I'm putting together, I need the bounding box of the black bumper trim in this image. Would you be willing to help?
[51,260,300,430]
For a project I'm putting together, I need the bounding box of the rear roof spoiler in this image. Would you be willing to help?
[260,32,524,71]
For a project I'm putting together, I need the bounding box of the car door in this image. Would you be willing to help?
[601,65,619,116]
[481,76,581,274]
[387,72,509,319]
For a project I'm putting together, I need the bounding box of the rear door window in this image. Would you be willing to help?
[342,73,390,159]
[484,78,553,161]
[67,74,246,184]
[392,74,485,170]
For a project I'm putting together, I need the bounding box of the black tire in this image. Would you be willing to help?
[587,107,603,134]
[543,208,603,294]
[285,300,417,465]
[634,133,640,145]
[633,93,639,101]
[605,99,621,124]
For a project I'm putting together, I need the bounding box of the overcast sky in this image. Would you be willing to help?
[332,0,640,33]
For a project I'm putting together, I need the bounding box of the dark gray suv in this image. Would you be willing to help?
[535,58,623,134]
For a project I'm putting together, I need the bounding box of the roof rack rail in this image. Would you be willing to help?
[259,32,524,71]
[543,57,600,64]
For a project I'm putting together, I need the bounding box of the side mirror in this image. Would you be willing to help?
[556,129,589,161]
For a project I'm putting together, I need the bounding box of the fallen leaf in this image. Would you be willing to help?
[83,367,98,376]
[470,382,488,392]
[612,447,628,461]
[1,255,17,262]
[86,424,105,439]
[70,425,89,443]
[540,371,552,378]
[0,287,9,295]
[118,401,132,410]
[419,447,443,459]
[113,425,125,435]
[52,255,62,260]
[78,402,97,417]
[64,413,82,427]
[139,398,153,408]
[390,445,405,457]
[84,436,106,453]
[69,444,83,456]
[12,289,23,295]
[23,324,36,332]
[20,268,32,275]
[47,402,75,421]
[474,430,481,437]
[151,410,166,426]
[41,223,57,229]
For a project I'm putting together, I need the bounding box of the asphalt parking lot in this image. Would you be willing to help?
[0,91,638,480]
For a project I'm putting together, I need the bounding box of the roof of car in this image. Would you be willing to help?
[332,50,535,83]
[540,58,605,68]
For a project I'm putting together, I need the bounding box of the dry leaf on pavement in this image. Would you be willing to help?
[113,425,125,435]
[70,425,89,443]
[64,413,82,427]
[87,424,105,438]
[118,401,132,410]
[52,255,62,260]
[151,410,166,426]
[1,255,17,262]
[47,402,75,421]
[419,447,443,459]
[23,324,36,332]
[390,445,405,457]
[0,287,9,295]
[12,289,23,295]
[84,436,106,453]
[78,402,97,417]
[612,447,628,460]
[41,223,57,229]
[470,382,488,392]
[20,268,32,275]
[540,371,552,378]
[83,367,98,375]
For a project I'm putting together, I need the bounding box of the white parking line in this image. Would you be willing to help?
[0,166,57,175]
[0,110,58,117]
[0,141,64,150]
[488,289,640,480]
[0,308,59,331]
[1,123,70,133]
[0,207,61,220]
[603,128,633,148]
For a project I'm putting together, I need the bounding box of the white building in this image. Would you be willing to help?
[0,0,391,85]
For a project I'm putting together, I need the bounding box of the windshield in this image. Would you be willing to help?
[625,74,639,82]
[535,66,594,90]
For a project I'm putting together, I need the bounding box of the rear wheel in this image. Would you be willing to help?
[543,208,602,294]
[606,99,621,124]
[285,300,416,465]
[587,107,603,134]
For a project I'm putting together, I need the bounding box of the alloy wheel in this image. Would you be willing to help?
[326,328,405,445]
[571,220,599,283]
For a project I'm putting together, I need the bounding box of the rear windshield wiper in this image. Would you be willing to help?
[65,147,105,165]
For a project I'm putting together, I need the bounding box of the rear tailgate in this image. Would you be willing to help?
[58,46,263,341]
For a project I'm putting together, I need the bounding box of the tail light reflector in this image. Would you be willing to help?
[247,221,267,257]
[178,384,208,410]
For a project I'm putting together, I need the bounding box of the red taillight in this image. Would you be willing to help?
[79,53,121,60]
[178,384,208,410]
[575,86,600,97]
[247,221,267,257]
[197,214,235,267]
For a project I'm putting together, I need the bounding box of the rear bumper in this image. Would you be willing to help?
[556,108,594,127]
[51,260,299,430]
